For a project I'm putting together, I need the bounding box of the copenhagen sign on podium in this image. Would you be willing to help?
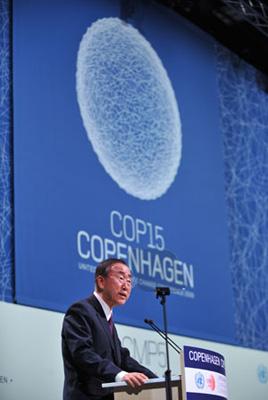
[181,345,228,400]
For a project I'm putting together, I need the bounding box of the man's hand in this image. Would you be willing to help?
[122,372,149,388]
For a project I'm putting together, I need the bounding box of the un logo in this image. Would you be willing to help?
[195,372,205,389]
[257,365,268,384]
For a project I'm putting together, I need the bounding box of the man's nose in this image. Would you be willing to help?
[122,281,130,290]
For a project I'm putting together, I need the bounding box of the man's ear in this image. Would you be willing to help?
[96,275,105,291]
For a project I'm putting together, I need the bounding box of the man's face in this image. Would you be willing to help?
[97,262,132,308]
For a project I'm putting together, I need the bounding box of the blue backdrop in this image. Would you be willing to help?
[13,0,235,344]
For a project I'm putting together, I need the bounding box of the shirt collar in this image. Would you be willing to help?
[93,291,112,321]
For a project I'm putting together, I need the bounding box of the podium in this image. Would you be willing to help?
[102,376,182,400]
[102,345,228,400]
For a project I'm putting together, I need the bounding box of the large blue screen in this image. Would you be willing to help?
[13,0,236,344]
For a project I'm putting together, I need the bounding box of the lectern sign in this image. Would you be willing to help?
[181,346,228,400]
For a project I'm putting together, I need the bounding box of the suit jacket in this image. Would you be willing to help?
[61,295,157,400]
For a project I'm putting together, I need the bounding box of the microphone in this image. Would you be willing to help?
[144,318,181,354]
[155,287,170,298]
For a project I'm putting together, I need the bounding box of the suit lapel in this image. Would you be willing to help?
[87,295,121,365]
[112,326,122,366]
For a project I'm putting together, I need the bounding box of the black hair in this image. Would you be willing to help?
[95,258,129,289]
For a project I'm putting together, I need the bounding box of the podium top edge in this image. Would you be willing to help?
[102,375,181,392]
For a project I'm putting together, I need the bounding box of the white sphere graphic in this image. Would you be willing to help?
[76,18,182,200]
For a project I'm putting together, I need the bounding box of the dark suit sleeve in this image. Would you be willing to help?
[62,302,122,382]
[118,339,158,378]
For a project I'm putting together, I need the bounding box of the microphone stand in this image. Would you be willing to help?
[144,319,181,354]
[156,287,172,400]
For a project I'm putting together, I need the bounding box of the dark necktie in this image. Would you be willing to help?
[108,316,113,335]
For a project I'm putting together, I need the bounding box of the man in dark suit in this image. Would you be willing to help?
[62,258,157,400]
